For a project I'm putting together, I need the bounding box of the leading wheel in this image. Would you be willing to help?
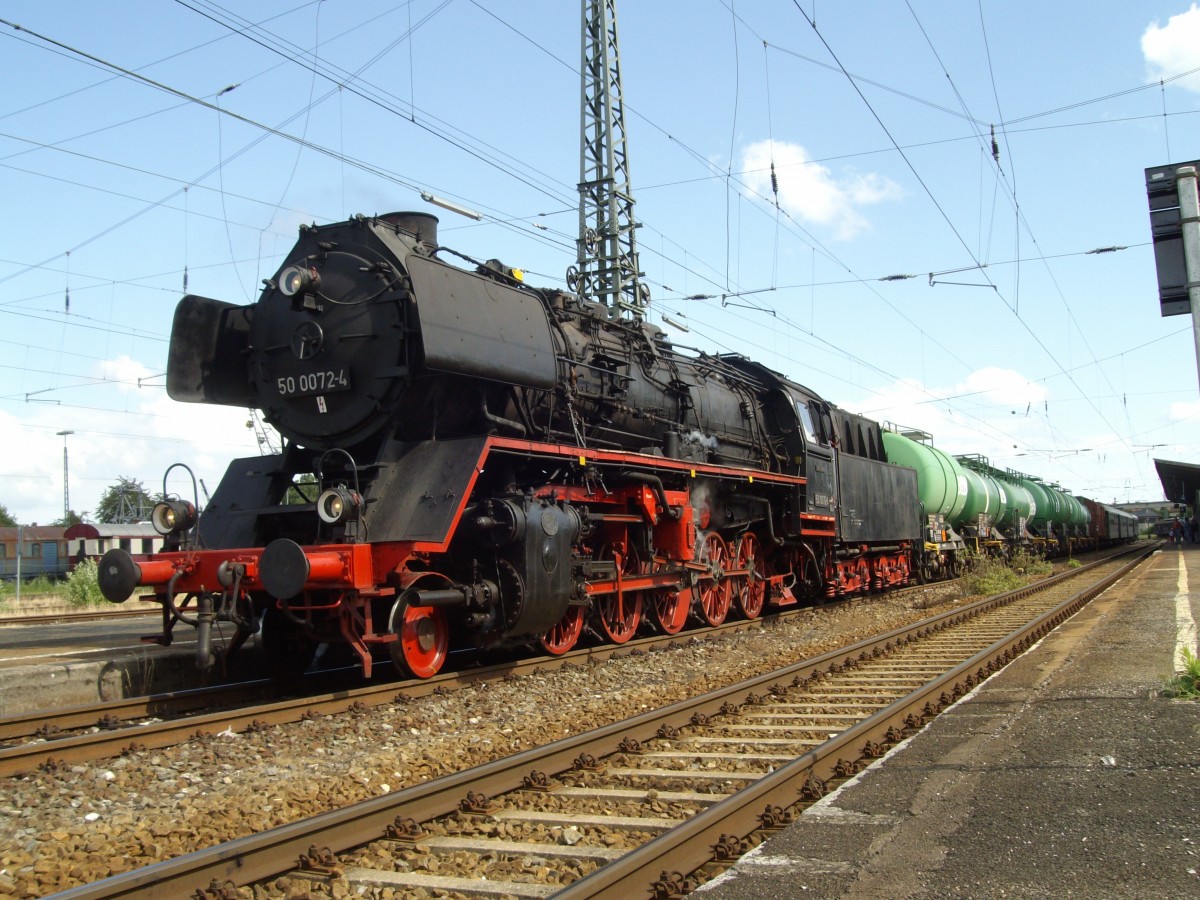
[694,531,732,626]
[388,596,449,679]
[735,532,766,620]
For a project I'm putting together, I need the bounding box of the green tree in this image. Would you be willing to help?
[51,510,84,527]
[95,477,158,524]
[285,473,318,505]
[0,502,16,527]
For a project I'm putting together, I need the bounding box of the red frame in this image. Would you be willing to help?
[127,436,904,675]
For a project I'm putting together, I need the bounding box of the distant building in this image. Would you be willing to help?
[0,526,69,580]
[63,523,163,563]
[0,523,165,581]
[1114,502,1182,531]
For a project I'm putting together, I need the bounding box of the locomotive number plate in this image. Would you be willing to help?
[276,369,351,398]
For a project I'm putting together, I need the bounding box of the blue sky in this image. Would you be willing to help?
[2,0,1199,525]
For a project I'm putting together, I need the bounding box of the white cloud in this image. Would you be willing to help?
[0,354,262,526]
[1143,4,1200,88]
[1168,398,1200,420]
[959,367,1048,407]
[847,368,1051,464]
[741,140,901,239]
[90,354,157,392]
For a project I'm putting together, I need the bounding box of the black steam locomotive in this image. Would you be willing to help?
[96,211,930,678]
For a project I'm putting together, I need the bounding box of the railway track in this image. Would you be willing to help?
[0,596,804,777]
[0,606,157,627]
[44,544,1153,899]
[0,552,1097,757]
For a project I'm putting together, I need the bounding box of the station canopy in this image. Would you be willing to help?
[1154,458,1200,504]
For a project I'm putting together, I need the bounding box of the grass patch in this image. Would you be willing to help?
[960,554,1023,595]
[0,573,60,603]
[0,566,106,609]
[960,548,1052,597]
[64,558,106,608]
[19,574,59,595]
[1165,647,1200,699]
[1008,548,1053,578]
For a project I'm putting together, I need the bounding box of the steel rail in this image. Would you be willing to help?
[2,545,1125,749]
[0,607,157,627]
[0,599,791,777]
[42,544,1152,900]
[0,679,276,743]
[556,544,1154,898]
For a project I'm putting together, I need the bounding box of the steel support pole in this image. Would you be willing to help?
[57,429,73,523]
[1173,166,1200,394]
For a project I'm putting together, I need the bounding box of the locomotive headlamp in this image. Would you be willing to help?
[279,265,320,297]
[151,499,197,535]
[317,486,362,524]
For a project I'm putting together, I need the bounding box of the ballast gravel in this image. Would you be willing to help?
[0,582,977,898]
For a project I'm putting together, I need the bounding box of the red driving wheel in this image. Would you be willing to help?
[539,605,587,655]
[594,544,643,643]
[735,532,766,620]
[651,577,690,635]
[695,531,732,626]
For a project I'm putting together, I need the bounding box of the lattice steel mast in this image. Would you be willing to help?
[571,0,647,318]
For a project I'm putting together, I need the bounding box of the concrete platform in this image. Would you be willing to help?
[0,605,237,715]
[698,545,1200,899]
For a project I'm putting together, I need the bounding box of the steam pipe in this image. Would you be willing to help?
[741,496,783,545]
[481,395,527,436]
[620,471,682,520]
[195,591,215,672]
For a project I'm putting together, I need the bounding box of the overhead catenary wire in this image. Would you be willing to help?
[0,4,1186,505]
[786,0,1136,465]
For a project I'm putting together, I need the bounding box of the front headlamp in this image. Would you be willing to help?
[279,265,320,297]
[151,499,197,535]
[317,486,362,524]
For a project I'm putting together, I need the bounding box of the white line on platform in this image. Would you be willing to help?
[3,639,197,664]
[1174,551,1197,673]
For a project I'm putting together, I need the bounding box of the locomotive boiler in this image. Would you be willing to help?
[96,210,1085,679]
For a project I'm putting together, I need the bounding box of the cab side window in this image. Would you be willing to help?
[796,402,819,444]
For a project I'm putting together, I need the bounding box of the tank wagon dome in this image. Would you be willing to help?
[954,455,1028,531]
[1015,475,1079,529]
[957,465,1004,529]
[881,429,968,525]
[1063,492,1090,528]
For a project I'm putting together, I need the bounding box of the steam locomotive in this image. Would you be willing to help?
[97,211,1134,678]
